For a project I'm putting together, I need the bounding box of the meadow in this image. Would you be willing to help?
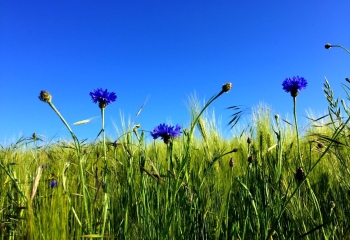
[1,46,350,240]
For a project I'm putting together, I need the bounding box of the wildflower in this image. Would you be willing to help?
[38,90,52,103]
[229,158,235,167]
[151,123,181,144]
[295,167,305,181]
[282,76,307,97]
[50,180,58,188]
[89,88,117,109]
[222,82,232,93]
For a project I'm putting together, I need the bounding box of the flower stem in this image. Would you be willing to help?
[101,107,109,238]
[330,44,350,55]
[47,101,92,233]
[48,102,75,136]
[180,89,228,179]
[293,96,303,166]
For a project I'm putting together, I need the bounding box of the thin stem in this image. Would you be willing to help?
[190,91,224,135]
[267,115,350,240]
[101,107,109,238]
[182,90,225,169]
[101,108,107,165]
[293,97,303,166]
[48,102,75,136]
[47,101,92,233]
[330,44,350,55]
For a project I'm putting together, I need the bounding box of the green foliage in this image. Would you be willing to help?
[2,76,350,239]
[1,104,350,239]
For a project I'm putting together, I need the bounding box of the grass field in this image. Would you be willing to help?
[1,77,350,239]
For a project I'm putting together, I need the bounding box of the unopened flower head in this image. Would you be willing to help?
[248,155,254,163]
[295,167,305,182]
[222,82,232,93]
[38,90,52,103]
[151,123,181,144]
[282,76,307,97]
[247,137,252,145]
[50,180,58,188]
[90,88,117,109]
[229,157,235,167]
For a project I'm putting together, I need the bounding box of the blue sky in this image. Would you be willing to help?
[1,0,350,144]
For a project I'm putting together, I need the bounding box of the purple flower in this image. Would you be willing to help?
[90,88,117,108]
[151,123,181,144]
[282,76,307,97]
[50,180,58,188]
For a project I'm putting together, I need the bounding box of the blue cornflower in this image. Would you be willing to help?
[90,88,117,108]
[282,76,307,97]
[151,123,181,144]
[50,180,58,188]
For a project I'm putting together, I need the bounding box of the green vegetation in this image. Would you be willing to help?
[1,46,350,240]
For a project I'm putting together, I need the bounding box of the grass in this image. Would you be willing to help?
[1,79,350,240]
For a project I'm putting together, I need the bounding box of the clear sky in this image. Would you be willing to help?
[1,0,350,145]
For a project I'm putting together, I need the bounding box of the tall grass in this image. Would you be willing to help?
[1,74,350,239]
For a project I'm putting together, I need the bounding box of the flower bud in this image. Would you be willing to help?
[39,90,52,103]
[317,142,324,149]
[229,158,235,167]
[222,82,232,93]
[247,137,252,145]
[231,148,239,152]
[274,114,279,121]
[98,101,107,109]
[325,43,332,49]
[295,167,305,181]
[50,180,58,188]
[248,155,254,163]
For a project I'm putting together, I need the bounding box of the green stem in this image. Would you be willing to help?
[47,101,92,233]
[48,102,75,136]
[293,97,303,166]
[101,107,109,238]
[330,44,350,55]
[182,90,225,169]
[267,115,350,240]
[168,141,174,173]
[101,108,107,165]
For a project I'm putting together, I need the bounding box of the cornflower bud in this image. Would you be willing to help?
[38,90,52,103]
[222,82,232,93]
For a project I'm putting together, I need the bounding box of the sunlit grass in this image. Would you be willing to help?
[1,78,350,239]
